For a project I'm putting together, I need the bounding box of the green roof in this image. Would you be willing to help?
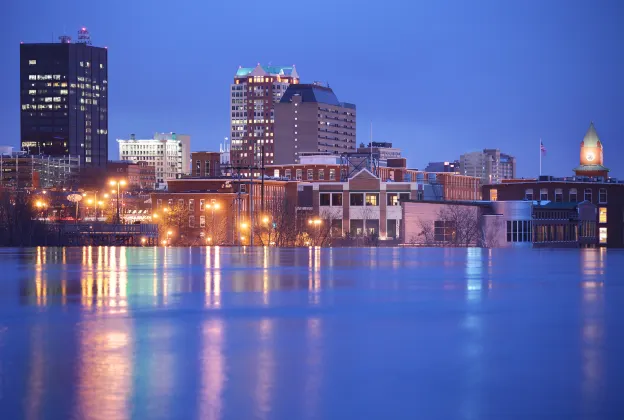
[581,122,602,148]
[235,65,297,77]
[574,164,609,172]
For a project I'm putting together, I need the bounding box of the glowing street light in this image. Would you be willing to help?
[262,216,269,224]
[108,179,127,224]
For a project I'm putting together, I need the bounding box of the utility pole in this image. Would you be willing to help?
[261,144,265,213]
[249,166,254,247]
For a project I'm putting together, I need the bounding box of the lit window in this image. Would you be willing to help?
[365,193,379,206]
[307,169,313,180]
[599,208,607,224]
[29,60,37,65]
[599,227,607,244]
[490,189,498,201]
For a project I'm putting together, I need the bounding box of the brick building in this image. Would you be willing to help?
[483,180,624,247]
[190,151,221,178]
[297,169,417,240]
[151,178,298,245]
[107,160,156,190]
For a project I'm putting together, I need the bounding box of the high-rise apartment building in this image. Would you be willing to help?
[117,133,190,189]
[20,29,108,168]
[274,83,356,164]
[230,64,299,169]
[460,149,516,184]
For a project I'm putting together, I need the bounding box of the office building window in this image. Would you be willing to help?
[195,160,200,176]
[350,193,364,206]
[205,161,210,176]
[178,199,184,207]
[599,208,607,224]
[365,193,379,206]
[525,189,533,201]
[332,193,342,206]
[555,189,563,203]
[540,188,548,201]
[599,188,607,204]
[387,193,398,206]
[599,227,607,244]
[584,189,592,202]
[318,169,325,180]
[490,189,498,201]
[329,168,336,181]
[189,216,195,228]
[189,199,194,211]
[320,193,331,206]
[569,188,577,202]
[200,199,205,211]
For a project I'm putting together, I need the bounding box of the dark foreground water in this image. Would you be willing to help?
[0,247,623,419]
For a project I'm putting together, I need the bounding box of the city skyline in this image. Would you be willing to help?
[2,0,623,178]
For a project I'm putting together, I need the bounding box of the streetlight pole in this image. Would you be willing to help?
[109,180,126,224]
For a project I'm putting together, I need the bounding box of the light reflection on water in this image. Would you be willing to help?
[2,246,624,419]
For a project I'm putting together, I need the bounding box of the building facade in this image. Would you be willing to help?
[117,133,190,189]
[151,178,299,245]
[274,83,356,164]
[107,160,156,190]
[0,151,81,189]
[190,151,221,178]
[297,169,417,240]
[460,149,516,184]
[483,181,623,247]
[230,65,299,168]
[20,30,108,168]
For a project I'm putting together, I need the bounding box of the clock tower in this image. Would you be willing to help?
[574,122,609,179]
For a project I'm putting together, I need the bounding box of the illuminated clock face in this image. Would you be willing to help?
[586,152,595,162]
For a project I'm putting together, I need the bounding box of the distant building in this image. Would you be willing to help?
[190,151,221,178]
[274,83,356,164]
[460,149,516,184]
[20,29,108,168]
[0,150,81,189]
[574,122,609,179]
[107,161,156,190]
[356,142,401,167]
[230,64,300,168]
[424,161,460,173]
[117,132,190,189]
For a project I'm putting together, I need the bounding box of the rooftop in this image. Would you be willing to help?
[235,64,298,78]
[280,84,343,106]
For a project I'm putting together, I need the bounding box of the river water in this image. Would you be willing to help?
[0,246,623,419]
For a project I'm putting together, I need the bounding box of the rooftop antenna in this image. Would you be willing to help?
[77,27,91,45]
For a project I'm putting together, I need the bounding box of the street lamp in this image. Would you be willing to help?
[109,179,127,224]
[206,201,220,244]
[167,230,173,245]
[308,218,322,245]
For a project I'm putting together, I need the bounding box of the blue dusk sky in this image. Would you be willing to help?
[2,0,623,178]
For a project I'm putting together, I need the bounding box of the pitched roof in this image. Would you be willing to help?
[581,122,602,148]
[280,84,344,106]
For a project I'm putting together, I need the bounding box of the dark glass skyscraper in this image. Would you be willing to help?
[20,32,108,168]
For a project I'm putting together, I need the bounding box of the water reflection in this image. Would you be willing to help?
[74,322,133,420]
[255,318,275,420]
[205,246,222,308]
[199,318,225,419]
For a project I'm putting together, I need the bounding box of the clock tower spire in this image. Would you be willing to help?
[574,122,609,179]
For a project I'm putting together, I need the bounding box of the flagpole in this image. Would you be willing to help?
[539,138,542,176]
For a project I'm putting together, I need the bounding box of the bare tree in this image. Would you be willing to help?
[413,205,481,247]
[481,216,504,248]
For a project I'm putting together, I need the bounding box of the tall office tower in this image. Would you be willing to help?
[117,132,191,189]
[274,83,356,164]
[20,28,108,168]
[460,149,516,184]
[230,64,299,171]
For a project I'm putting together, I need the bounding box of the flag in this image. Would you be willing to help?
[540,141,547,156]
